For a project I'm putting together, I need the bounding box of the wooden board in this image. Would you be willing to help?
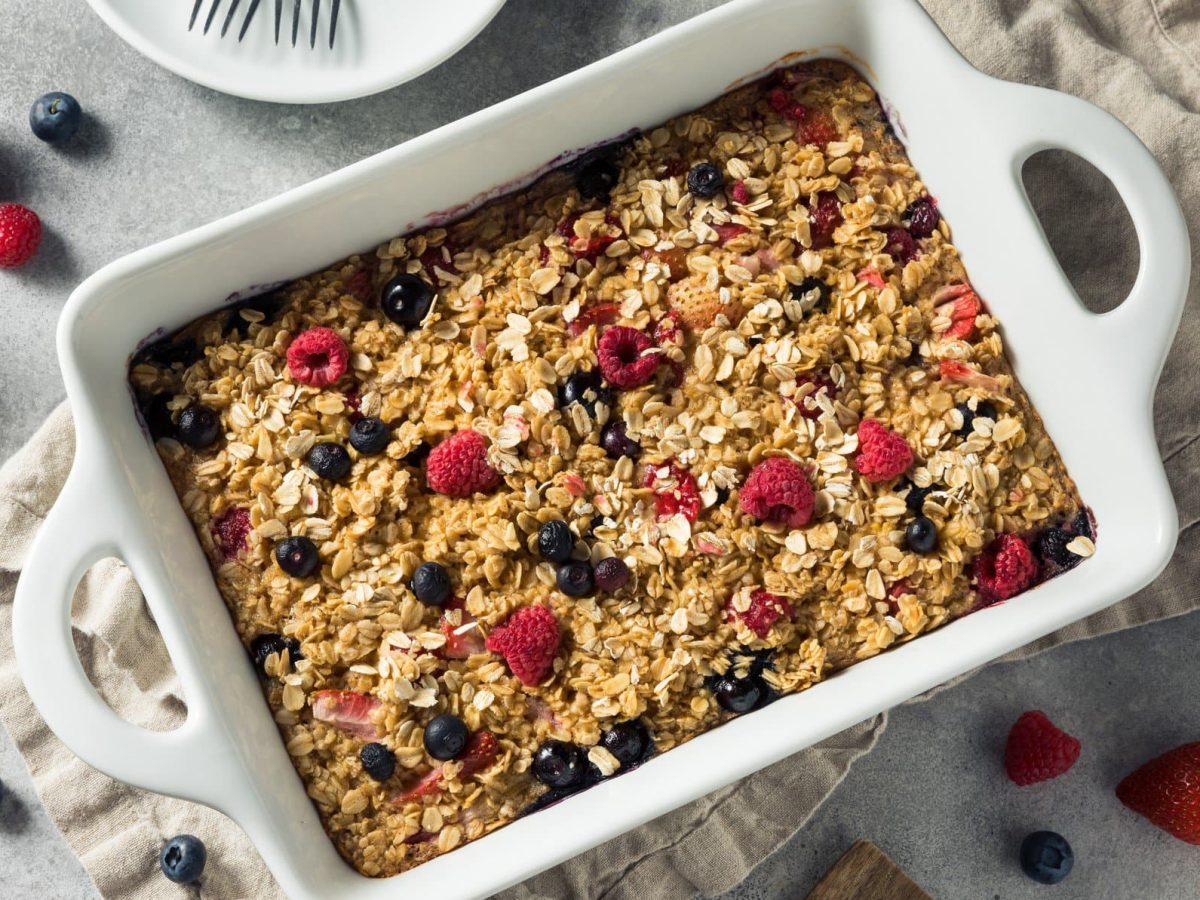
[805,840,932,900]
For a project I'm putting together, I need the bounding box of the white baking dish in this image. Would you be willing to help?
[13,0,1189,897]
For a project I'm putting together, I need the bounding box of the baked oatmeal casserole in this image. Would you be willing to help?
[128,60,1096,877]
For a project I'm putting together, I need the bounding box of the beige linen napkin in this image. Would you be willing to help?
[1,0,1197,897]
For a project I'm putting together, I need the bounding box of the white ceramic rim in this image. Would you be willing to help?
[13,0,1190,897]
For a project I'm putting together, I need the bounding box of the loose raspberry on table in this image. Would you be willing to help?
[598,325,660,389]
[808,191,843,249]
[1005,710,1081,786]
[726,589,795,639]
[286,327,349,387]
[1117,742,1200,845]
[212,507,251,559]
[974,533,1039,603]
[425,429,501,497]
[644,461,701,522]
[485,605,561,685]
[0,203,43,269]
[854,419,913,483]
[739,457,814,528]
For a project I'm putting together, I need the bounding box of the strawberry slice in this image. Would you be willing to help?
[939,360,1003,392]
[856,266,886,289]
[567,302,620,338]
[641,245,688,281]
[311,690,380,740]
[438,598,485,660]
[713,223,749,245]
[933,283,982,341]
[798,109,838,147]
[394,730,499,804]
[644,461,701,523]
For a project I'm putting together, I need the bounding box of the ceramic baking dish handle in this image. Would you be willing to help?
[999,84,1189,400]
[12,458,223,799]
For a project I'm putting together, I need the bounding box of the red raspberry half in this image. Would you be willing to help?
[809,192,843,249]
[726,588,795,638]
[974,533,1039,603]
[485,605,561,685]
[425,429,501,497]
[598,325,660,390]
[854,419,913,483]
[0,203,43,269]
[1005,710,1081,786]
[739,457,814,528]
[212,506,251,559]
[286,327,349,388]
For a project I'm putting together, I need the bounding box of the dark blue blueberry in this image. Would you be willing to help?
[713,675,765,714]
[556,561,594,597]
[577,157,622,201]
[532,740,588,789]
[905,516,939,554]
[899,477,936,513]
[423,714,469,761]
[791,277,831,312]
[306,442,351,480]
[225,290,286,337]
[1072,509,1094,540]
[30,92,82,144]
[538,520,575,564]
[402,441,432,467]
[160,834,206,884]
[560,370,611,416]
[349,416,391,455]
[140,336,202,369]
[714,486,732,506]
[411,562,451,606]
[687,162,724,199]
[600,720,652,767]
[381,274,436,328]
[175,404,221,449]
[141,393,176,441]
[1020,831,1073,885]
[360,742,396,781]
[249,633,301,676]
[1034,527,1079,572]
[600,421,641,459]
[593,556,630,593]
[955,399,997,437]
[275,535,319,577]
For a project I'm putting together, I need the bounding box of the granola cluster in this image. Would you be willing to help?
[129,60,1090,877]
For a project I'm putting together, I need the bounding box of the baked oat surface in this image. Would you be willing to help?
[129,60,1093,877]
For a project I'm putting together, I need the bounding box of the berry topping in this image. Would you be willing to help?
[287,327,348,388]
[955,399,997,437]
[395,731,499,803]
[593,557,630,593]
[160,835,206,885]
[175,404,221,449]
[730,179,750,205]
[726,589,794,639]
[250,633,301,676]
[1072,509,1095,540]
[600,420,641,459]
[423,714,469,761]
[739,457,814,528]
[349,416,391,455]
[597,326,660,390]
[0,202,41,269]
[798,109,838,146]
[275,535,319,577]
[537,520,575,564]
[212,506,251,558]
[1005,710,1081,786]
[1117,741,1200,844]
[1034,527,1081,574]
[437,598,485,659]
[808,191,842,249]
[533,740,588,789]
[713,223,750,245]
[576,156,621,201]
[402,440,432,467]
[939,359,1004,392]
[905,197,940,238]
[884,226,917,264]
[974,533,1039,603]
[933,283,982,341]
[686,162,724,198]
[311,690,381,740]
[30,91,82,143]
[560,370,612,416]
[411,561,451,606]
[425,429,501,497]
[792,372,835,420]
[360,742,397,781]
[485,605,561,685]
[1019,832,1074,885]
[601,720,652,767]
[791,276,831,313]
[306,442,352,480]
[713,675,766,713]
[556,561,595,597]
[899,478,937,513]
[566,301,621,338]
[644,461,702,523]
[854,419,913,483]
[381,274,436,328]
[905,516,939,555]
[666,275,740,330]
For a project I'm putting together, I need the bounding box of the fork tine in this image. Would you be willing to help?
[238,0,261,41]
[274,0,282,43]
[220,0,241,37]
[310,0,320,49]
[328,0,340,48]
[203,0,223,34]
[291,0,301,46]
[189,0,203,30]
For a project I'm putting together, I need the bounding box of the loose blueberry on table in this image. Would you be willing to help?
[160,835,206,884]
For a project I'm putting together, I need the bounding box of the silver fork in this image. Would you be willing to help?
[188,0,341,48]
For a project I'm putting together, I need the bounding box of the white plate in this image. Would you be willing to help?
[83,0,507,103]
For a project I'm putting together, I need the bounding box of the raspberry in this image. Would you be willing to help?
[286,327,349,387]
[485,605,561,685]
[726,589,794,638]
[557,213,619,263]
[974,533,1039,603]
[0,203,42,269]
[731,180,750,205]
[1117,742,1200,844]
[425,429,501,497]
[884,227,917,264]
[768,88,793,113]
[739,457,814,528]
[854,419,913,483]
[212,507,251,559]
[1004,710,1081,786]
[343,268,373,301]
[808,191,843,249]
[793,372,835,420]
[798,109,838,146]
[643,461,702,522]
[598,325,659,390]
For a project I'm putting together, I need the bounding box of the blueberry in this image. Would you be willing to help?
[687,162,725,199]
[381,274,436,328]
[140,393,175,441]
[556,561,594,597]
[306,442,351,480]
[1072,509,1094,540]
[518,784,583,816]
[411,562,451,606]
[1019,831,1073,885]
[538,520,575,564]
[560,370,611,416]
[175,404,221,449]
[360,742,397,781]
[349,416,391,455]
[577,157,622,201]
[532,740,588,789]
[160,834,206,884]
[905,516,939,554]
[713,675,765,713]
[905,197,940,239]
[713,486,732,506]
[423,714,469,761]
[249,633,301,675]
[30,92,82,144]
[899,478,935,513]
[593,556,630,593]
[402,441,432,467]
[600,421,641,460]
[1034,527,1079,572]
[275,536,319,577]
[791,277,831,312]
[225,290,286,337]
[600,720,652,767]
[955,399,997,437]
[587,515,606,538]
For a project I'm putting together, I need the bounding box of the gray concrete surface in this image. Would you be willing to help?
[1,1,1198,898]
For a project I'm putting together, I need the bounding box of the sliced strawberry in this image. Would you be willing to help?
[856,266,886,289]
[438,598,485,660]
[933,283,982,341]
[713,223,750,245]
[730,180,750,205]
[394,730,499,804]
[557,213,620,263]
[641,244,688,280]
[344,268,373,302]
[311,690,380,740]
[939,360,1003,392]
[567,302,620,338]
[798,109,838,146]
[644,461,701,523]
